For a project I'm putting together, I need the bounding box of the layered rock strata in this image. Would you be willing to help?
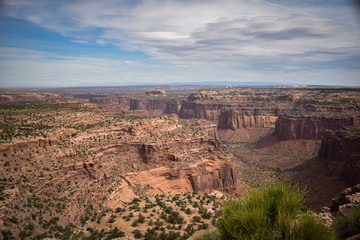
[218,110,278,130]
[122,157,236,198]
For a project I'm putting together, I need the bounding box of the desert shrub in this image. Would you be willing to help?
[217,181,336,240]
[105,227,125,239]
[144,228,157,240]
[131,220,138,227]
[192,216,201,223]
[198,223,209,230]
[108,215,116,223]
[335,207,360,239]
[194,229,221,240]
[132,229,143,239]
[137,213,146,224]
[292,213,336,240]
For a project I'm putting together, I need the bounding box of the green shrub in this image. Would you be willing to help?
[195,229,221,240]
[105,227,125,239]
[192,216,201,223]
[335,207,360,239]
[292,213,336,240]
[132,229,143,239]
[217,181,336,240]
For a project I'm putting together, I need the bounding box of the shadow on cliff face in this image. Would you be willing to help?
[284,157,348,209]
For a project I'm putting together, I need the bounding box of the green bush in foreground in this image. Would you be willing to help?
[194,229,221,240]
[216,181,336,240]
[335,207,360,239]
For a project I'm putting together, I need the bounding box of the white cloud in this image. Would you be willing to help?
[96,39,107,45]
[70,39,89,44]
[1,0,360,85]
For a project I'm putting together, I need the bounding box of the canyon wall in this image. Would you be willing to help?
[178,102,226,120]
[274,116,356,140]
[218,110,278,130]
[130,99,182,114]
[90,96,182,114]
[318,129,360,185]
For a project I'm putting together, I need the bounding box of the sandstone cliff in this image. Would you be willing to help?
[274,116,356,140]
[90,96,131,110]
[130,98,182,115]
[218,110,278,130]
[178,101,225,120]
[122,157,236,197]
[318,128,360,185]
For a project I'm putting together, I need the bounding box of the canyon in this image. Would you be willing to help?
[0,87,359,239]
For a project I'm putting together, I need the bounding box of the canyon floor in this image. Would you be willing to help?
[218,128,349,209]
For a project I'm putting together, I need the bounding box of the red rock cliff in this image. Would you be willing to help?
[274,116,356,140]
[218,110,278,130]
[318,128,360,185]
[178,101,225,120]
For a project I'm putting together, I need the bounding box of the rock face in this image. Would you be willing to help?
[218,110,278,130]
[90,96,131,110]
[318,128,360,185]
[274,116,356,140]
[129,99,180,115]
[164,100,182,114]
[178,102,225,120]
[0,129,77,154]
[123,157,236,197]
[0,138,57,154]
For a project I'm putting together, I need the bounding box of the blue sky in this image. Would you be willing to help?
[0,0,359,87]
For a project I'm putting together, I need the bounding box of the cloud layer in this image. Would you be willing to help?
[1,0,360,86]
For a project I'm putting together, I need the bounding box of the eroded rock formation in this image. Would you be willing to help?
[122,157,236,198]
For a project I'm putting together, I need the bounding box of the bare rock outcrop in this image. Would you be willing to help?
[318,128,360,185]
[329,184,360,214]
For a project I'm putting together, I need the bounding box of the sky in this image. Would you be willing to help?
[0,0,359,87]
